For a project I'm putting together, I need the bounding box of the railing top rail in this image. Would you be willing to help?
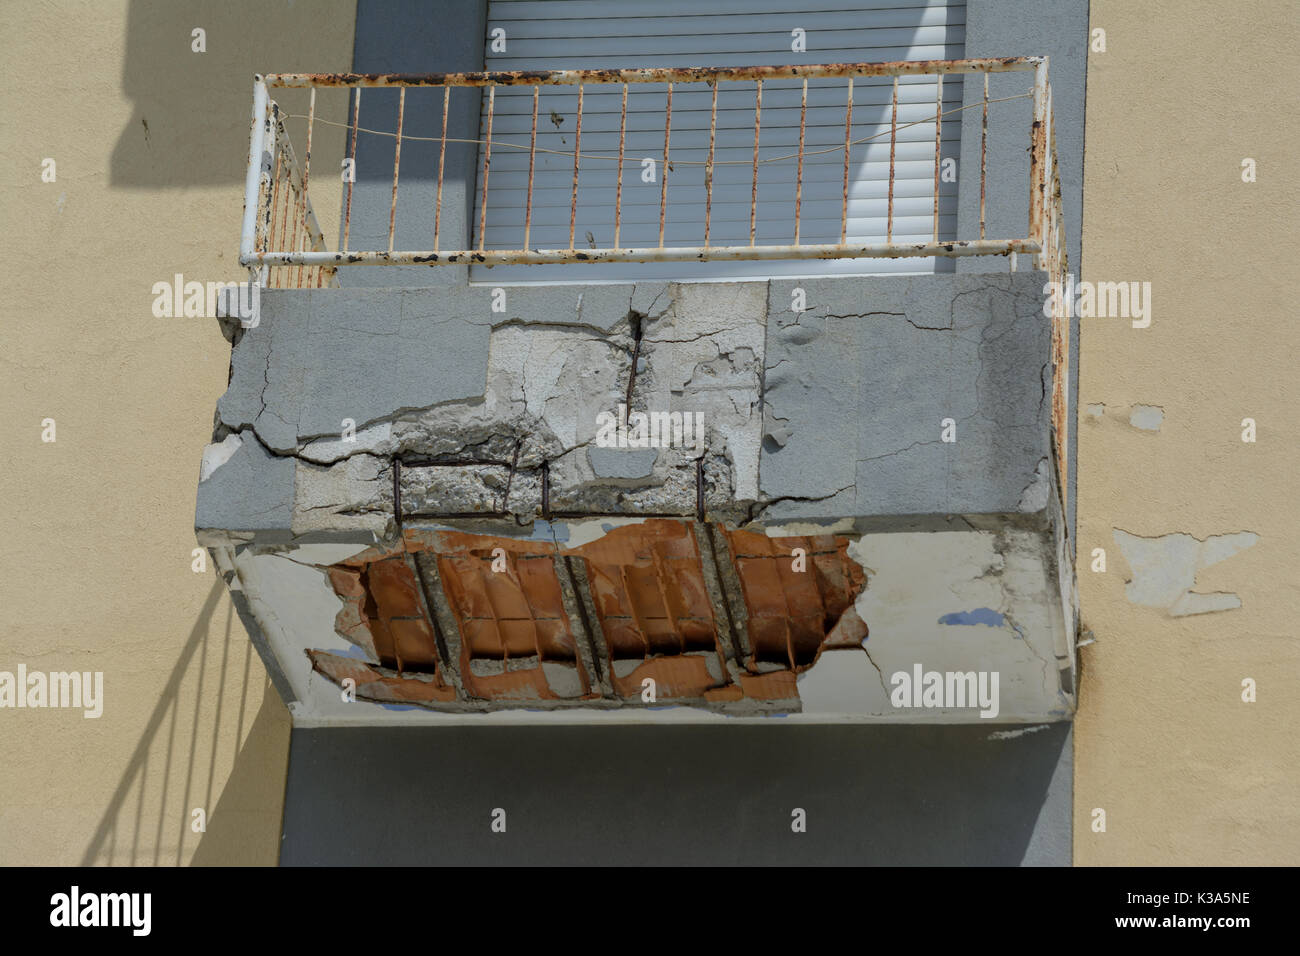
[262,56,1044,89]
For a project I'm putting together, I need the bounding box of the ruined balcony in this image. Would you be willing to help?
[199,58,1076,724]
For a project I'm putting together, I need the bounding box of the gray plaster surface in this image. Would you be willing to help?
[218,288,495,450]
[954,0,1089,537]
[761,273,1051,519]
[194,431,294,532]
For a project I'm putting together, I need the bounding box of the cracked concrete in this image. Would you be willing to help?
[197,272,1074,723]
[760,273,1052,521]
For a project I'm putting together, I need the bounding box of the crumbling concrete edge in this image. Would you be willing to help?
[211,544,298,705]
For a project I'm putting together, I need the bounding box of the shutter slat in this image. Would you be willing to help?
[474,0,965,281]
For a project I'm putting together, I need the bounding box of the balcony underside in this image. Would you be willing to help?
[199,272,1076,723]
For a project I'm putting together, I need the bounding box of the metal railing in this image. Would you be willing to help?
[242,80,338,289]
[238,56,1068,501]
[241,57,1059,269]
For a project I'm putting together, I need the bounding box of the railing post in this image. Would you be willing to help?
[1029,56,1049,271]
[240,76,269,275]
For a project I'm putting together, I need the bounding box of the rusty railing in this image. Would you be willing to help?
[241,58,1059,270]
[241,82,338,289]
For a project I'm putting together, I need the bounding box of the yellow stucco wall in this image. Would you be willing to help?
[0,0,356,866]
[1075,0,1300,863]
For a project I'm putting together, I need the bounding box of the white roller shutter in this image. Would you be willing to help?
[474,0,965,282]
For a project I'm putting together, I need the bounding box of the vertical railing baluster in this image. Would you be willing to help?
[570,82,583,250]
[750,79,762,247]
[933,72,943,242]
[659,82,672,249]
[888,75,897,243]
[277,151,290,287]
[524,85,537,250]
[389,86,404,255]
[980,71,988,239]
[704,80,717,248]
[841,76,854,244]
[614,83,627,248]
[343,88,359,252]
[435,85,449,251]
[269,146,281,257]
[299,86,315,288]
[479,84,494,252]
[795,77,807,245]
[290,192,303,287]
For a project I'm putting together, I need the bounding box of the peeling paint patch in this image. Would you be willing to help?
[1112,529,1258,616]
[199,433,242,482]
[1017,458,1050,513]
[939,608,1006,627]
[1129,405,1164,431]
[763,517,856,538]
[562,516,648,549]
[1085,403,1105,418]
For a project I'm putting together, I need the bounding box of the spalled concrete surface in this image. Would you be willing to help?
[203,273,1055,535]
[280,723,1072,865]
[199,270,1074,724]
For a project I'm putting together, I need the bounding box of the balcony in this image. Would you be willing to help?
[200,56,1076,724]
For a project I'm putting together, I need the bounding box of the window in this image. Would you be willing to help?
[474,0,966,283]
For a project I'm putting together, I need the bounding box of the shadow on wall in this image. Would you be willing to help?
[283,722,1072,865]
[112,0,357,187]
[80,582,290,866]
